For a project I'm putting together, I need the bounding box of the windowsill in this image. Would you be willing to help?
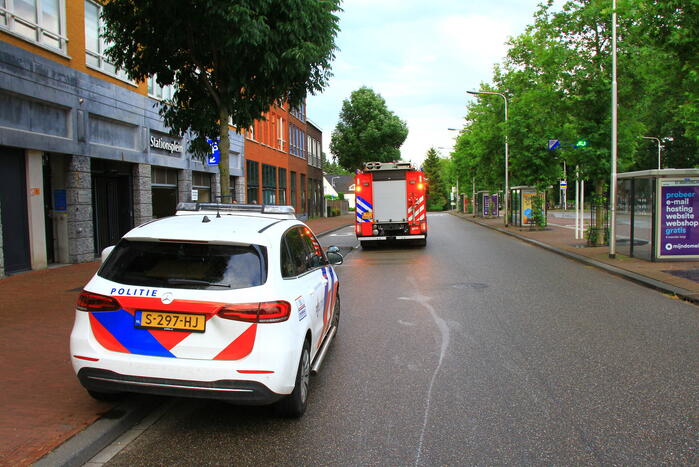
[86,63,138,87]
[0,27,71,59]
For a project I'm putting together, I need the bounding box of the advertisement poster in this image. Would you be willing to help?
[659,179,699,258]
[522,192,536,224]
[483,194,490,216]
[492,194,499,217]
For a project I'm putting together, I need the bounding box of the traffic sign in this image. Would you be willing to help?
[206,137,220,166]
[548,139,560,150]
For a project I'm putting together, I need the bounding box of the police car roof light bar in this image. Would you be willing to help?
[176,202,296,215]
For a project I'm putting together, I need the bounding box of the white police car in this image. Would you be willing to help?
[70,203,342,417]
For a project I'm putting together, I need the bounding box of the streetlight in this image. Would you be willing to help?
[467,90,509,226]
[609,0,618,258]
[641,136,662,169]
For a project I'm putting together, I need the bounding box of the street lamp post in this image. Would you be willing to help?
[609,0,618,258]
[467,90,509,226]
[641,136,662,169]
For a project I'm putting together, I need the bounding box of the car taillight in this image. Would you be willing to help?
[355,223,361,235]
[420,221,427,233]
[77,291,121,312]
[218,301,291,323]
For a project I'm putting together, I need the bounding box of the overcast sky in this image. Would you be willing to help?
[307,0,564,169]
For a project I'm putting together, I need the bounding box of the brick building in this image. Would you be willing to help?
[244,103,324,219]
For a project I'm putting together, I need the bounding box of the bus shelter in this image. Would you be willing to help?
[509,186,545,227]
[616,169,699,261]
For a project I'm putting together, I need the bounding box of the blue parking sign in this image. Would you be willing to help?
[206,137,220,166]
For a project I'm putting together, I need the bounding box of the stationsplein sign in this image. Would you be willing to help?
[150,136,183,154]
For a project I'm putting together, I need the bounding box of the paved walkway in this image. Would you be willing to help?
[455,211,699,302]
[0,214,353,467]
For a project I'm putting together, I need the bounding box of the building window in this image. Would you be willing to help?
[262,164,277,205]
[290,102,306,122]
[85,0,132,82]
[289,124,306,158]
[147,75,175,102]
[278,168,287,205]
[192,171,211,203]
[246,160,259,204]
[151,167,178,218]
[0,0,67,52]
[277,116,285,150]
[290,171,296,209]
[300,174,306,212]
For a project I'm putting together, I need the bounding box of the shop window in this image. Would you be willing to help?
[151,167,178,218]
[192,171,211,203]
[262,164,277,205]
[0,0,67,52]
[85,0,133,83]
[246,160,259,204]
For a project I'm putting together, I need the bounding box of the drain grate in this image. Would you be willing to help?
[662,269,699,283]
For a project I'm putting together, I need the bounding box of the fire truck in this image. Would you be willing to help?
[354,161,427,247]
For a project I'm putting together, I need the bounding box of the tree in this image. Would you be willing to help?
[330,87,408,171]
[422,148,448,211]
[101,0,341,197]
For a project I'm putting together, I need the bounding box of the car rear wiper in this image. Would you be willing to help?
[166,278,231,288]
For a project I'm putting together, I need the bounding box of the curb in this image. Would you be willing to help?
[33,396,162,467]
[453,212,699,306]
[316,222,353,238]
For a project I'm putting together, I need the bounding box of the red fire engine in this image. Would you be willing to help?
[354,161,427,247]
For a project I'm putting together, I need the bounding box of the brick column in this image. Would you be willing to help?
[211,172,221,202]
[178,169,193,203]
[66,155,94,263]
[132,163,152,226]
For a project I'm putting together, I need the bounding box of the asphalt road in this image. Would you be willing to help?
[101,213,698,466]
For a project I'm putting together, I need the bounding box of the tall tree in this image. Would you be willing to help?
[101,0,341,197]
[422,147,448,211]
[330,87,408,171]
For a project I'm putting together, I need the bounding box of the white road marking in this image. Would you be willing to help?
[401,279,450,467]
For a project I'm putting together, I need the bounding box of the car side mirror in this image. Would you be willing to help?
[327,251,343,265]
[101,245,115,263]
[327,245,340,253]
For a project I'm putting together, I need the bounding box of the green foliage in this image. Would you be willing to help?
[450,0,698,198]
[422,147,449,211]
[330,87,409,171]
[101,0,341,195]
[322,154,351,175]
[531,194,547,228]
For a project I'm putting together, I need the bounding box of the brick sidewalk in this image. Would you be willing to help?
[0,214,353,467]
[454,211,699,299]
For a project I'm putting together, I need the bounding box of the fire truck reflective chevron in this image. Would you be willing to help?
[356,196,373,222]
[355,161,428,245]
[408,195,426,222]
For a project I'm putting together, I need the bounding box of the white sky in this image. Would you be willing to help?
[307,0,564,168]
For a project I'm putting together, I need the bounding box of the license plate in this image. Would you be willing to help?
[135,311,206,332]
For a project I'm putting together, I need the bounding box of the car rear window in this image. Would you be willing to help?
[99,240,267,290]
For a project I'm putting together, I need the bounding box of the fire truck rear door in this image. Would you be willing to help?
[373,180,408,222]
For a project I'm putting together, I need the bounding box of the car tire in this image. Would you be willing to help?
[331,294,340,333]
[87,389,123,402]
[414,238,427,247]
[276,340,311,418]
[360,241,371,249]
